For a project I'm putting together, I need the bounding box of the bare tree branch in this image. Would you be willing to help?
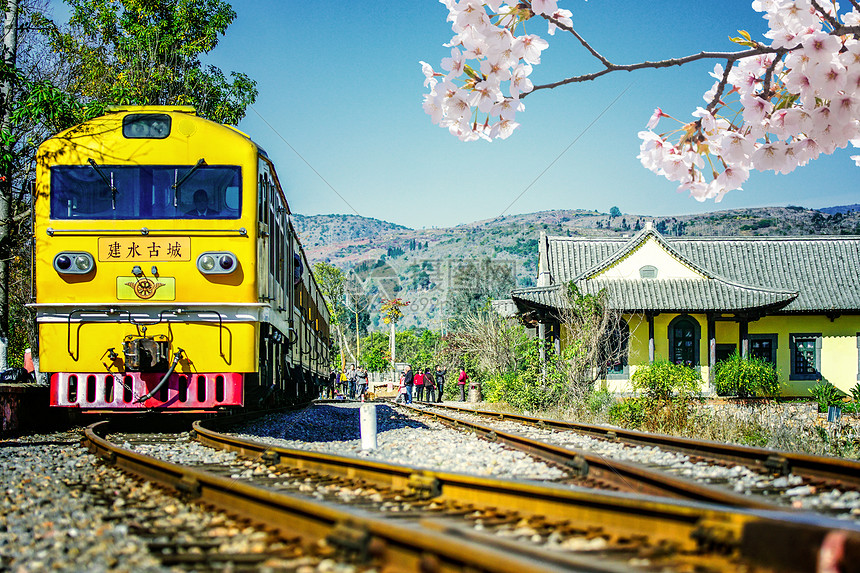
[526,9,859,97]
[760,49,786,100]
[527,47,777,95]
[810,0,841,29]
[706,59,735,113]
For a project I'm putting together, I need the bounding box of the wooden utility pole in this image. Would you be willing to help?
[0,0,19,369]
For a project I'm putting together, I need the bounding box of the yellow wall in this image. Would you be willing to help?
[604,312,860,396]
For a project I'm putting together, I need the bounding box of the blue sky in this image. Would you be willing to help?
[51,1,860,228]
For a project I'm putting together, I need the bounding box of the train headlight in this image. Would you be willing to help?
[54,252,95,275]
[199,255,216,271]
[74,255,92,272]
[197,252,237,275]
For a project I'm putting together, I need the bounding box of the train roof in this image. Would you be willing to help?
[45,105,269,157]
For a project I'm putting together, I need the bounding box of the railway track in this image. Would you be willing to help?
[83,411,860,572]
[406,401,860,516]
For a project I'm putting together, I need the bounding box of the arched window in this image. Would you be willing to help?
[668,315,700,367]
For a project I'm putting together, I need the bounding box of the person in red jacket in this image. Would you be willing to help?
[457,368,468,402]
[414,368,425,401]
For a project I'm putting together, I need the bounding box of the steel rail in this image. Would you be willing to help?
[192,416,860,572]
[398,403,778,510]
[419,402,860,488]
[82,421,590,573]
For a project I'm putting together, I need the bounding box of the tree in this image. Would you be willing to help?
[36,0,257,124]
[0,0,73,369]
[421,1,860,202]
[609,206,621,218]
[0,0,19,368]
[313,261,354,367]
[553,283,630,401]
[380,297,409,381]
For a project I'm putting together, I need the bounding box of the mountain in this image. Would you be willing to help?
[818,204,860,215]
[292,206,860,331]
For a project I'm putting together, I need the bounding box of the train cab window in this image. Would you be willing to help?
[50,165,242,220]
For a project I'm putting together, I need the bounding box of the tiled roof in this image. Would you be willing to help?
[512,277,797,313]
[516,230,860,313]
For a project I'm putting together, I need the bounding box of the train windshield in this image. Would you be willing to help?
[49,164,242,220]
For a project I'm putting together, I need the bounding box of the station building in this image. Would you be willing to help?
[507,223,860,396]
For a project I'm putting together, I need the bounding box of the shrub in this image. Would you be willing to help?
[713,351,781,398]
[608,398,646,428]
[850,383,860,403]
[587,388,615,416]
[630,360,702,432]
[809,381,846,413]
[481,370,565,412]
[631,360,701,402]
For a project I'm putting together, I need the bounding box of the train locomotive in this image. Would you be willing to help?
[31,106,330,412]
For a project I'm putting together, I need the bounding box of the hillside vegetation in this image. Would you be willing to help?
[293,206,860,331]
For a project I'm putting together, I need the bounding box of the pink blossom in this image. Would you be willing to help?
[646,108,665,129]
[419,61,438,88]
[441,48,466,78]
[740,93,774,126]
[489,118,520,139]
[491,97,523,121]
[752,142,786,172]
[547,8,573,35]
[510,63,534,98]
[802,31,842,66]
[517,34,549,65]
[423,90,445,124]
[530,0,558,17]
[717,131,754,164]
[810,61,847,100]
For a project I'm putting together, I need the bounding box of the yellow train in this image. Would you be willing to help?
[31,106,330,412]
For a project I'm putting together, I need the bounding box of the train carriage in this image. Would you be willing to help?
[30,106,329,412]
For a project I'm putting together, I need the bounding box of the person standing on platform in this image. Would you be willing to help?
[434,365,446,402]
[403,365,414,404]
[356,366,369,401]
[347,364,357,399]
[423,367,436,402]
[457,368,468,402]
[414,367,425,401]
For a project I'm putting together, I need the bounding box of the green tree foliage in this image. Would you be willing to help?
[36,0,257,124]
[609,206,621,218]
[357,329,441,372]
[713,351,781,398]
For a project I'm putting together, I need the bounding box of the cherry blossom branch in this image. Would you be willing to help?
[527,47,776,94]
[706,59,734,113]
[759,49,786,99]
[811,0,841,28]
